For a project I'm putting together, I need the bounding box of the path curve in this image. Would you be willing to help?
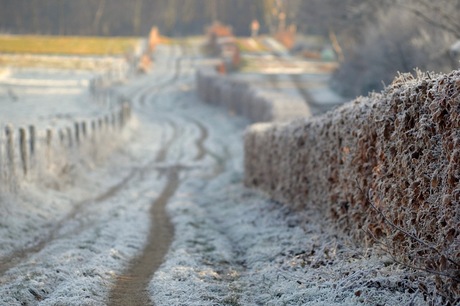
[108,167,180,306]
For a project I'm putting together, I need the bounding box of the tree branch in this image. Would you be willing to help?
[397,2,460,37]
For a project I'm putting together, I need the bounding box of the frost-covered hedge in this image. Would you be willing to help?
[244,70,460,301]
[196,68,311,122]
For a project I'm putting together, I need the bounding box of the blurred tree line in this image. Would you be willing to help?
[295,0,460,97]
[2,0,458,97]
[0,0,285,37]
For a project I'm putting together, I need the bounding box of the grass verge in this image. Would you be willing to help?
[0,35,139,56]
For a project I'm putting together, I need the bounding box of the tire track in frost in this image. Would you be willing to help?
[120,44,180,107]
[190,118,227,175]
[108,44,228,305]
[108,116,228,305]
[188,117,208,161]
[180,44,229,176]
[3,112,180,277]
[0,44,184,276]
[0,167,139,276]
[109,41,234,304]
[0,135,178,271]
[186,116,229,176]
[108,46,188,304]
[138,54,182,105]
[108,166,180,306]
[154,119,178,163]
[108,117,182,306]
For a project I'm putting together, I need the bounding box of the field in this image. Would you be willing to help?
[0,36,456,304]
[0,35,139,55]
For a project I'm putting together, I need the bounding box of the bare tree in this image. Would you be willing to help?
[0,0,275,36]
[93,0,106,34]
[396,0,460,37]
[294,0,460,97]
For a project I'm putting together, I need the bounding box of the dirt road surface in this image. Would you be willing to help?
[0,41,425,305]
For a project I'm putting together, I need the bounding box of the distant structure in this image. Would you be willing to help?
[205,21,240,73]
[148,26,160,54]
[206,21,234,55]
[251,19,260,38]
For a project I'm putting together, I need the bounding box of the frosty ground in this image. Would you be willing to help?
[0,41,427,305]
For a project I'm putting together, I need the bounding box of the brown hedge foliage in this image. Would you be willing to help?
[196,68,311,122]
[244,70,460,301]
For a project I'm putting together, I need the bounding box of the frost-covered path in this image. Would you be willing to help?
[0,41,425,306]
[0,40,247,305]
[0,40,240,305]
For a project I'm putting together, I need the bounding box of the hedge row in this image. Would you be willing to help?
[196,68,311,122]
[244,70,459,301]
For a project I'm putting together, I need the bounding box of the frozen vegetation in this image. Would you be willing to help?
[0,42,428,305]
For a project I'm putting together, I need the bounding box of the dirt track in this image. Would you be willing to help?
[0,41,237,305]
[106,42,240,305]
[109,167,179,306]
[0,40,430,306]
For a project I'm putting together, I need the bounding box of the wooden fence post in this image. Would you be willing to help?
[5,125,15,180]
[46,129,52,169]
[29,125,35,157]
[98,118,103,131]
[66,127,73,147]
[122,103,131,127]
[74,122,80,145]
[119,106,125,128]
[104,115,110,132]
[59,129,65,146]
[81,121,87,139]
[91,120,97,138]
[19,127,28,176]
